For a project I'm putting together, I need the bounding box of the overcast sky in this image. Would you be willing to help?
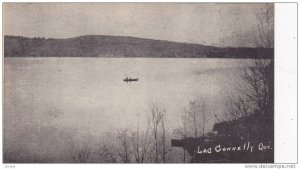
[4,3,273,47]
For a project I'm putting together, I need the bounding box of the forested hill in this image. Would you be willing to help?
[4,35,273,58]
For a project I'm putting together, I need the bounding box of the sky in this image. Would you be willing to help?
[3,3,273,47]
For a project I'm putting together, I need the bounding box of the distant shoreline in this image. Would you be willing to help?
[4,35,274,59]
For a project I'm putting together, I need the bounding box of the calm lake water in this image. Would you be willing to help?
[4,57,250,158]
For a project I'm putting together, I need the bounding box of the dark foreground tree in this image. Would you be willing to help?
[222,4,274,142]
[116,129,131,163]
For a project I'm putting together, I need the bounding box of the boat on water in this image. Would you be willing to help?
[123,77,139,82]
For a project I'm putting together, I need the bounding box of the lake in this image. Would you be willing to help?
[4,57,250,161]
